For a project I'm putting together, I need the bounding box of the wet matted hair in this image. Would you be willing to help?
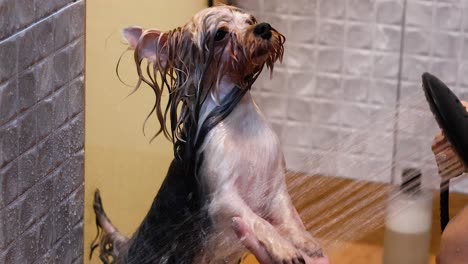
[119,6,285,164]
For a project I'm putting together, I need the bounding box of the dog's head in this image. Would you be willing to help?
[122,6,285,155]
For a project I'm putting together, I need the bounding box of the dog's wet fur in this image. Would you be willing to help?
[91,5,327,264]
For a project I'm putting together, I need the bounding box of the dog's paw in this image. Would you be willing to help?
[290,233,324,259]
[256,232,306,264]
[232,217,306,264]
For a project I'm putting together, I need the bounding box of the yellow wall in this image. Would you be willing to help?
[85,1,206,262]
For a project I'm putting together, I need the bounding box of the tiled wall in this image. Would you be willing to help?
[234,0,468,192]
[0,0,85,262]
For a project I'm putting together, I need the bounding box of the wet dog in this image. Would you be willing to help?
[91,5,327,264]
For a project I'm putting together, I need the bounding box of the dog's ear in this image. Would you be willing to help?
[123,26,168,66]
[123,26,143,49]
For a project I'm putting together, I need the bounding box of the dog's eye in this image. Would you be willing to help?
[214,29,228,41]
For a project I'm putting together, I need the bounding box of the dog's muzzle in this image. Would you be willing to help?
[254,23,272,40]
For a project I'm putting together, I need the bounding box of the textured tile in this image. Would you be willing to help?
[18,148,39,194]
[34,0,71,20]
[305,150,338,176]
[344,50,373,76]
[68,76,84,118]
[0,120,19,168]
[317,47,343,73]
[434,3,463,31]
[374,25,401,52]
[257,69,288,94]
[284,45,316,70]
[309,125,339,150]
[14,0,35,30]
[365,158,392,182]
[318,20,344,47]
[37,214,56,257]
[432,31,461,59]
[36,97,54,141]
[337,154,371,180]
[347,0,375,21]
[254,93,287,120]
[368,106,395,132]
[235,0,262,12]
[70,221,84,260]
[0,204,19,249]
[282,123,313,148]
[52,124,71,168]
[347,23,373,49]
[53,87,69,128]
[340,103,371,128]
[54,2,85,50]
[429,59,458,85]
[18,109,37,154]
[366,132,393,159]
[290,0,317,16]
[287,97,312,122]
[53,4,73,50]
[403,28,431,56]
[373,53,400,79]
[339,129,368,155]
[459,61,468,86]
[310,100,340,125]
[283,147,310,173]
[368,79,397,106]
[0,160,18,207]
[69,39,85,80]
[0,0,17,40]
[288,17,316,45]
[398,108,426,134]
[36,136,55,178]
[18,69,37,112]
[263,0,289,14]
[288,71,315,96]
[0,38,17,84]
[401,56,429,81]
[35,58,56,100]
[19,19,55,71]
[376,0,404,25]
[53,48,71,90]
[0,78,18,126]
[51,202,71,246]
[395,133,423,162]
[315,74,342,99]
[343,77,369,103]
[406,1,433,28]
[319,0,345,19]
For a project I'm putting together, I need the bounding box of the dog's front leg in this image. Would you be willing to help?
[210,191,306,264]
[269,192,325,259]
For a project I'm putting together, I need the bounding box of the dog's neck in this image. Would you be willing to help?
[197,77,252,133]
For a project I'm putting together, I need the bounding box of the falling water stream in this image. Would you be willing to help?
[283,86,452,254]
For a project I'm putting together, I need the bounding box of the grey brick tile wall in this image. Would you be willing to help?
[0,0,85,262]
[234,0,468,192]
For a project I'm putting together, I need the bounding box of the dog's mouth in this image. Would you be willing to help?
[252,48,269,59]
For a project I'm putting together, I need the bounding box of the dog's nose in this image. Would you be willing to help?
[254,23,272,40]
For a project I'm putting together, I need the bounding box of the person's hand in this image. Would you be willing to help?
[231,217,330,264]
[437,206,468,263]
[432,132,466,181]
[431,101,468,181]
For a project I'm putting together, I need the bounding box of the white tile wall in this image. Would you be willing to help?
[235,0,468,193]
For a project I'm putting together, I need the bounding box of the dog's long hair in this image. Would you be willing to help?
[129,7,284,161]
[91,6,285,264]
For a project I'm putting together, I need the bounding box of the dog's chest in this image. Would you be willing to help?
[200,96,285,209]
